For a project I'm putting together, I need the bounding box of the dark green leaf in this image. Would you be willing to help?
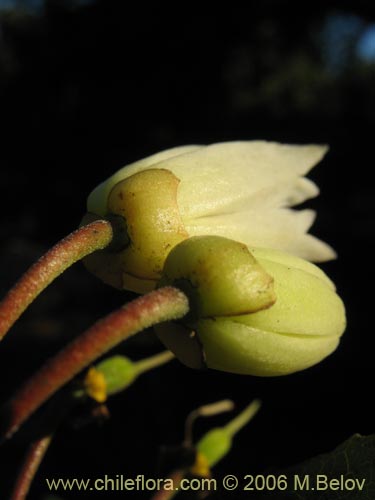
[254,434,375,500]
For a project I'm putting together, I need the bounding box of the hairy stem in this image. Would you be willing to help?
[10,433,53,500]
[0,220,113,341]
[0,287,189,441]
[150,470,186,500]
[9,391,76,500]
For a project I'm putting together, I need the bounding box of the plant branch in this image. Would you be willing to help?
[150,470,186,500]
[10,432,53,500]
[0,287,189,441]
[9,390,77,500]
[0,220,113,341]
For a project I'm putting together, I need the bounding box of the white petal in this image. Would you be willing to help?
[185,208,336,262]
[87,145,203,215]
[86,140,334,263]
[280,177,320,207]
[153,141,328,218]
[237,177,319,210]
[87,141,327,217]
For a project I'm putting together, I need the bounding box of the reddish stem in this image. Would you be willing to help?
[10,392,76,500]
[0,220,113,341]
[150,470,186,500]
[10,433,53,500]
[0,287,188,441]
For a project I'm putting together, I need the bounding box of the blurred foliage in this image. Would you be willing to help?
[0,2,374,221]
[1,1,375,120]
[0,2,374,223]
[0,1,373,260]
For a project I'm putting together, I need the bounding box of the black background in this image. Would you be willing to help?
[0,1,374,498]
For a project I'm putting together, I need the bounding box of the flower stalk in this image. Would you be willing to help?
[0,220,113,341]
[150,470,186,500]
[10,433,53,500]
[0,287,189,441]
[9,390,76,500]
[134,349,175,375]
[221,399,262,439]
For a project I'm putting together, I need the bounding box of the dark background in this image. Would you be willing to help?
[0,1,374,498]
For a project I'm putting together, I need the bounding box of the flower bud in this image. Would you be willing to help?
[196,399,261,467]
[83,351,174,402]
[196,429,231,469]
[156,236,346,376]
[84,356,137,402]
[82,142,335,293]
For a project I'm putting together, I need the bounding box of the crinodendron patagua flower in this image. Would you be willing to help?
[82,141,335,293]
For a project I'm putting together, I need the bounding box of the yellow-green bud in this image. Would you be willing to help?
[94,355,137,397]
[197,429,232,468]
[83,351,175,402]
[82,356,137,402]
[156,236,346,376]
[196,400,261,467]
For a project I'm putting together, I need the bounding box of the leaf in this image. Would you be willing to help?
[255,434,375,500]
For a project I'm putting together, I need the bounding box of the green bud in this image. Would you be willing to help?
[94,355,137,396]
[196,429,231,467]
[156,236,346,376]
[196,400,261,467]
[84,351,174,402]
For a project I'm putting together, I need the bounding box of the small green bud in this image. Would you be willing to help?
[156,236,346,376]
[196,428,232,468]
[196,400,261,467]
[83,356,137,402]
[94,355,137,397]
[83,351,174,402]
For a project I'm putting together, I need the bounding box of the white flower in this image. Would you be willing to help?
[156,236,346,376]
[89,141,334,259]
[84,141,335,293]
